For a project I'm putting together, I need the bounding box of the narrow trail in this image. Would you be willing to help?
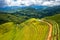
[39,20,53,40]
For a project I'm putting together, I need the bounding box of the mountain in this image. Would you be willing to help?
[13,6,60,18]
[1,5,60,18]
[42,6,60,14]
[0,13,30,24]
[0,5,48,13]
[0,11,60,40]
[43,14,60,26]
[0,5,60,18]
[43,14,60,40]
[0,5,60,19]
[0,18,49,40]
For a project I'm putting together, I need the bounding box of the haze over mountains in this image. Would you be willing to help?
[0,0,60,13]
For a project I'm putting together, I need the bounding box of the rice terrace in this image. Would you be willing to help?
[0,0,60,40]
[0,14,59,40]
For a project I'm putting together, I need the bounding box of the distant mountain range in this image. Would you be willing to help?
[0,5,60,18]
[0,5,60,13]
[0,5,48,13]
[14,5,60,18]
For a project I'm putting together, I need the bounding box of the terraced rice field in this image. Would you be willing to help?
[41,19,59,40]
[0,22,16,40]
[48,20,59,40]
[16,18,49,40]
[0,18,49,40]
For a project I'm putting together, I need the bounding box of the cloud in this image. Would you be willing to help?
[0,0,7,7]
[5,0,32,6]
[0,0,60,7]
[41,1,60,6]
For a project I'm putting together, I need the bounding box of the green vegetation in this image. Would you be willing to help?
[0,13,29,24]
[42,14,60,40]
[0,11,60,40]
[0,18,49,40]
[17,18,49,40]
[0,22,16,40]
[14,6,60,18]
[43,14,60,27]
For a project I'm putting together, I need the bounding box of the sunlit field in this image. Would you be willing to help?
[0,18,49,40]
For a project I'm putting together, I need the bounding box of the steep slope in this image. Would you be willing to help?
[0,18,49,40]
[0,22,16,40]
[15,18,49,40]
[42,14,60,40]
[0,13,29,24]
[43,14,60,26]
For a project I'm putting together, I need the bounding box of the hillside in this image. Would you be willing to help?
[42,14,60,40]
[1,6,60,18]
[0,18,49,40]
[14,6,60,18]
[43,14,60,28]
[0,8,60,40]
[0,13,60,40]
[0,22,16,40]
[0,13,29,24]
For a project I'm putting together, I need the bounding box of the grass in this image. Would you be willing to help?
[15,18,49,40]
[42,14,60,40]
[0,22,16,40]
[0,18,49,40]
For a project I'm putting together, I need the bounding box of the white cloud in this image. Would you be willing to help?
[4,0,60,7]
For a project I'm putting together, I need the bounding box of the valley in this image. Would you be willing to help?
[0,7,60,40]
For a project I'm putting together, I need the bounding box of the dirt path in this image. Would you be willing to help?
[39,20,53,40]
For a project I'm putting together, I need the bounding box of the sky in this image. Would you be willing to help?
[0,0,60,7]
